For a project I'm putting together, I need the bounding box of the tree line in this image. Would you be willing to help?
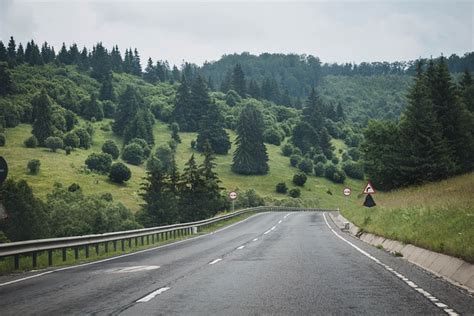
[363,57,474,190]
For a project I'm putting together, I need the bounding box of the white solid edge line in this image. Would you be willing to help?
[322,213,458,316]
[136,287,170,303]
[0,212,270,288]
[209,258,222,265]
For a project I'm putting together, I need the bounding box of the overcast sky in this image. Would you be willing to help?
[0,0,472,66]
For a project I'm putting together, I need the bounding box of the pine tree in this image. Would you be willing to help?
[398,61,455,185]
[32,90,55,146]
[7,36,16,67]
[232,64,246,97]
[26,40,43,65]
[78,47,90,71]
[248,79,261,99]
[82,94,104,121]
[57,42,70,64]
[132,48,142,76]
[198,141,223,215]
[196,102,231,154]
[460,70,474,112]
[69,43,80,65]
[220,70,232,93]
[16,43,25,64]
[189,75,211,131]
[172,76,194,132]
[123,108,155,145]
[110,45,123,73]
[0,41,7,62]
[171,65,180,83]
[41,42,55,64]
[114,85,141,135]
[99,71,115,101]
[144,58,158,84]
[232,104,269,175]
[123,49,133,74]
[0,62,13,96]
[90,43,111,81]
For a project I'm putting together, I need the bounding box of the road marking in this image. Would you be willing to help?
[278,220,282,224]
[283,213,292,219]
[237,246,245,250]
[0,212,270,288]
[136,287,170,303]
[105,266,160,273]
[253,238,258,242]
[322,213,458,316]
[209,258,222,265]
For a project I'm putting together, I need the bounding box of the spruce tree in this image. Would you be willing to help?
[0,62,13,96]
[7,36,16,67]
[82,94,104,121]
[198,141,223,216]
[114,85,141,135]
[232,104,269,175]
[144,58,158,84]
[90,43,111,81]
[460,70,474,112]
[248,79,261,99]
[16,43,25,64]
[0,41,7,62]
[232,64,246,97]
[190,75,211,129]
[110,46,123,72]
[123,108,155,145]
[57,42,70,64]
[69,43,80,65]
[132,48,142,76]
[99,71,115,101]
[171,76,194,131]
[32,90,55,146]
[78,47,89,71]
[398,62,455,185]
[179,155,209,221]
[196,102,231,154]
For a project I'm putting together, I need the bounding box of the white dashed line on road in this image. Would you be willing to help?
[209,258,222,265]
[237,246,245,250]
[136,287,170,303]
[253,238,258,242]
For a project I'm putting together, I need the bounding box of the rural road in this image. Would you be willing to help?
[0,212,473,315]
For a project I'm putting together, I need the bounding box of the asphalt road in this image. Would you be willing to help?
[0,211,473,315]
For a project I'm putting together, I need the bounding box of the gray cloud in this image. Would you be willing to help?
[0,0,472,66]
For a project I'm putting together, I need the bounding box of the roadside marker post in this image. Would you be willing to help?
[343,187,351,211]
[229,191,238,212]
[362,181,376,207]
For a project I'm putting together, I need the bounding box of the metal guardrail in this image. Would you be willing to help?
[0,206,330,270]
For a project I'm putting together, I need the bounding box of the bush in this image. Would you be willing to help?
[348,147,361,161]
[122,143,144,165]
[102,140,120,160]
[63,132,80,149]
[0,133,5,146]
[343,161,365,179]
[314,162,325,177]
[102,100,116,118]
[191,139,196,149]
[109,162,132,184]
[289,188,301,198]
[298,158,314,174]
[314,154,327,164]
[324,163,346,183]
[293,173,307,186]
[65,146,72,155]
[129,138,151,157]
[276,182,288,194]
[264,128,282,145]
[281,143,293,157]
[75,128,91,149]
[24,135,38,148]
[331,157,340,165]
[170,123,181,143]
[45,136,64,152]
[68,183,81,192]
[290,154,301,167]
[85,152,113,173]
[27,159,41,174]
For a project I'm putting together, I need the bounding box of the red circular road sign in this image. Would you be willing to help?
[343,188,351,196]
[229,191,238,200]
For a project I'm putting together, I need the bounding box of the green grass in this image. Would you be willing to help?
[2,120,366,212]
[341,173,474,262]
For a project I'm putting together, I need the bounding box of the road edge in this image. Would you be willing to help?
[327,211,474,294]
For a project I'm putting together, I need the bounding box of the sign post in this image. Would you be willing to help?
[362,181,376,207]
[343,187,351,211]
[229,191,238,212]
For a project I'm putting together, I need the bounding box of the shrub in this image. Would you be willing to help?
[314,162,325,176]
[298,158,314,174]
[24,135,38,148]
[45,136,64,152]
[191,139,196,149]
[27,159,41,174]
[342,161,365,179]
[331,157,340,165]
[85,152,113,173]
[264,128,282,145]
[314,154,327,164]
[0,133,5,146]
[276,182,288,194]
[348,147,361,161]
[129,138,151,157]
[324,163,346,183]
[109,162,132,184]
[63,132,80,149]
[68,183,81,192]
[292,173,307,186]
[75,128,91,149]
[290,154,301,167]
[65,146,72,155]
[122,143,144,165]
[281,143,293,156]
[102,100,116,118]
[289,188,301,198]
[102,140,120,160]
[170,123,181,143]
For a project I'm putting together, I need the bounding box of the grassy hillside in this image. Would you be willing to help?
[2,119,366,212]
[342,173,474,262]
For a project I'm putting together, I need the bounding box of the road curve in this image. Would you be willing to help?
[0,212,472,315]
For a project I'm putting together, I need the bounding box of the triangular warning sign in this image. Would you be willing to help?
[363,181,376,194]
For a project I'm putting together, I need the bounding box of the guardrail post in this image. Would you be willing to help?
[157,233,160,242]
[32,252,37,268]
[141,236,144,246]
[128,238,132,248]
[14,254,19,270]
[85,245,89,258]
[113,241,117,252]
[62,248,67,262]
[48,249,53,266]
[95,244,99,255]
[121,239,125,252]
[105,242,109,253]
[74,247,79,260]
[152,234,155,244]
[146,235,149,245]
[173,230,176,239]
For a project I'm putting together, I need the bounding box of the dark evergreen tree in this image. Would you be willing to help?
[0,41,7,62]
[114,85,141,135]
[41,42,55,64]
[170,122,181,143]
[32,90,55,146]
[99,71,115,101]
[171,76,194,131]
[110,45,123,72]
[16,43,25,64]
[196,102,231,154]
[90,43,111,81]
[82,94,104,121]
[123,48,133,74]
[220,70,232,93]
[69,43,80,65]
[179,155,209,222]
[7,36,16,67]
[231,64,246,97]
[460,70,474,112]
[232,104,269,175]
[132,48,142,76]
[144,57,158,84]
[123,108,155,145]
[25,40,43,65]
[0,62,13,95]
[248,79,261,99]
[171,65,180,83]
[57,42,71,64]
[189,75,211,130]
[78,47,90,71]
